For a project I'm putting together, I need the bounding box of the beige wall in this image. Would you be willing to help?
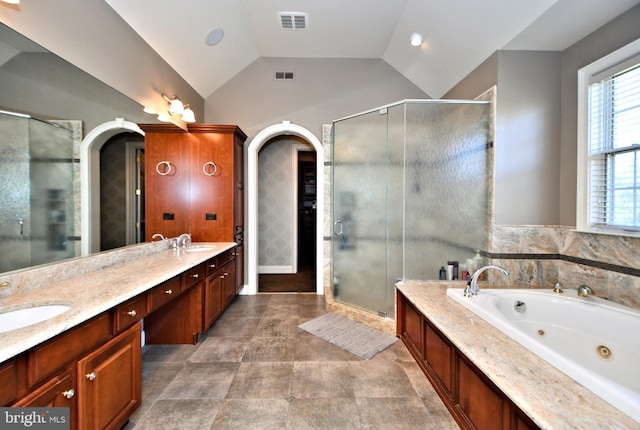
[204,57,429,139]
[445,4,640,227]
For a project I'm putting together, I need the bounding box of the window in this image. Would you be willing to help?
[578,39,640,236]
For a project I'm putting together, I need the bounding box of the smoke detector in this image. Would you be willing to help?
[278,12,309,30]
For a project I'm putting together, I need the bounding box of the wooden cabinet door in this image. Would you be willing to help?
[222,260,237,308]
[400,300,424,361]
[13,367,76,429]
[143,128,191,241]
[456,354,508,430]
[189,130,235,242]
[77,321,141,430]
[233,134,244,233]
[204,273,224,329]
[425,322,453,398]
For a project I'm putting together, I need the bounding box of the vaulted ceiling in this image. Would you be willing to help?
[105,0,640,99]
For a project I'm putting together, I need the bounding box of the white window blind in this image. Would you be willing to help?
[587,59,640,233]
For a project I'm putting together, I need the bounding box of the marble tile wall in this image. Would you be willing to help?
[489,225,640,310]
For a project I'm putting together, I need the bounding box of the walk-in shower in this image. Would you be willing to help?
[0,110,80,273]
[331,100,491,318]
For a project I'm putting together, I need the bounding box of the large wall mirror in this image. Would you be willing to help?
[0,23,152,274]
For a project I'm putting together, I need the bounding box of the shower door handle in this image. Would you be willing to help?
[334,219,343,236]
[18,218,24,235]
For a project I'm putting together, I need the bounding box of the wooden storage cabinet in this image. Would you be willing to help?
[397,291,539,430]
[142,125,191,239]
[77,322,141,430]
[141,124,246,243]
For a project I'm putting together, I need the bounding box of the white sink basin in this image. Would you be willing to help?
[0,304,72,333]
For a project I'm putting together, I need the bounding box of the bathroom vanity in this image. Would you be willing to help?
[0,242,238,430]
[396,280,638,430]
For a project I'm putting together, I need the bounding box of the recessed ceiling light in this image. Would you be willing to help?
[205,27,224,46]
[410,32,423,47]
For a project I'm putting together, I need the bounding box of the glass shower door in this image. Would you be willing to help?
[332,108,394,316]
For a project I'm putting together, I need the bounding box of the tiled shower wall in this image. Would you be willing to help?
[490,226,640,311]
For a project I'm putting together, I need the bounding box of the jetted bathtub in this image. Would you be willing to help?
[446,287,640,423]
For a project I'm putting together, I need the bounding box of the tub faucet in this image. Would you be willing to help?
[177,233,192,248]
[151,233,166,241]
[577,284,594,297]
[466,265,509,297]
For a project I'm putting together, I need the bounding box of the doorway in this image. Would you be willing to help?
[257,137,316,292]
[246,121,325,296]
[99,133,145,251]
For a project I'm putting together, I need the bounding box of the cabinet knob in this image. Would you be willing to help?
[164,289,173,295]
[209,264,216,269]
[224,272,229,276]
[127,310,137,317]
[191,273,199,279]
[220,275,225,279]
[62,389,75,399]
[86,372,97,381]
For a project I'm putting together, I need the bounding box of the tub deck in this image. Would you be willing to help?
[396,280,639,429]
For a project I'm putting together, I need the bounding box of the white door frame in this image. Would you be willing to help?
[246,121,324,295]
[80,118,144,255]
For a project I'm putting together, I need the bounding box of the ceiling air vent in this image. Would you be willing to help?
[275,71,295,81]
[278,12,308,30]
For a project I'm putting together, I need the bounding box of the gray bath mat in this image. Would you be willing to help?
[298,313,398,360]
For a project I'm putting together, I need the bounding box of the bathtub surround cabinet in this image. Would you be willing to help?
[0,241,237,430]
[397,291,538,430]
[396,281,638,429]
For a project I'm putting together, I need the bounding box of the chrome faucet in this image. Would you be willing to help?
[177,233,192,248]
[151,233,166,241]
[465,265,509,297]
[577,284,594,297]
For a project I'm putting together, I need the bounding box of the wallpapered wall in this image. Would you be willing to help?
[99,133,143,251]
[258,135,313,273]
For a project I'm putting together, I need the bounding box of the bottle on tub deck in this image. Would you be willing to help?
[470,250,486,281]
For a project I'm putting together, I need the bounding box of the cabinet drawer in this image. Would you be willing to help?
[218,249,235,267]
[205,256,219,277]
[148,276,181,312]
[182,264,205,290]
[114,294,148,332]
[29,313,112,387]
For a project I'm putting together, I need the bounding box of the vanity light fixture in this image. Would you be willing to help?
[156,112,172,123]
[162,94,184,115]
[181,105,195,123]
[1,0,20,4]
[158,94,197,123]
[410,32,423,47]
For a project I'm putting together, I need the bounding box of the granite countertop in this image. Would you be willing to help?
[396,280,638,430]
[0,242,235,364]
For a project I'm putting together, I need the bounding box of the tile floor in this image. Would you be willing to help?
[124,294,459,429]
